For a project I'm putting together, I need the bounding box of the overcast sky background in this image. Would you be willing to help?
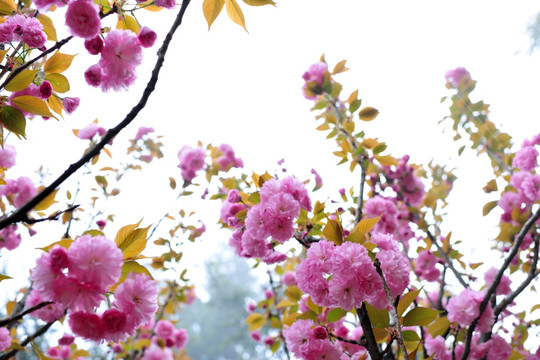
[3,0,540,348]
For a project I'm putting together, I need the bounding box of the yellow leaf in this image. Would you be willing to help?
[44,52,76,74]
[116,14,140,34]
[0,49,8,64]
[38,239,73,252]
[332,60,349,74]
[44,73,69,93]
[34,189,58,211]
[0,0,16,15]
[242,0,275,5]
[37,14,57,42]
[358,106,379,121]
[11,95,53,117]
[115,220,150,259]
[0,274,11,283]
[203,0,225,29]
[323,218,343,245]
[226,0,247,31]
[246,313,266,331]
[4,69,38,92]
[375,154,397,166]
[47,95,64,116]
[355,215,382,236]
[111,261,152,291]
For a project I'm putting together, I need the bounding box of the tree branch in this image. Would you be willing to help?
[0,0,193,231]
[460,206,540,359]
[0,319,56,360]
[0,301,53,327]
[356,303,382,360]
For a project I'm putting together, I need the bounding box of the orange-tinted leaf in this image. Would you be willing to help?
[226,0,247,31]
[203,0,225,29]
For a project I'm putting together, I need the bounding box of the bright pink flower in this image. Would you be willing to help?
[302,62,327,84]
[250,331,261,341]
[246,302,256,312]
[138,27,157,48]
[511,171,540,205]
[68,311,104,342]
[58,334,75,346]
[98,30,142,91]
[26,290,65,323]
[21,18,47,48]
[155,0,175,8]
[3,176,37,208]
[63,97,80,114]
[84,64,102,87]
[113,273,158,329]
[38,81,52,99]
[55,276,105,312]
[280,176,312,211]
[134,126,154,141]
[177,145,205,182]
[84,35,103,55]
[282,271,297,286]
[0,144,16,168]
[65,0,101,39]
[112,343,123,353]
[445,67,470,87]
[514,143,538,171]
[33,0,65,11]
[155,320,175,339]
[173,328,188,349]
[49,245,70,270]
[0,225,21,250]
[484,267,512,295]
[102,308,130,342]
[263,336,275,346]
[31,249,68,302]
[77,123,106,140]
[424,334,451,360]
[68,235,123,293]
[283,319,341,360]
[0,327,10,351]
[416,250,441,282]
[486,334,511,360]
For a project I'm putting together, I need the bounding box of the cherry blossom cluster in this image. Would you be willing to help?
[382,154,425,207]
[29,235,158,343]
[500,133,540,223]
[225,176,311,264]
[177,145,206,182]
[0,14,47,49]
[296,233,409,311]
[216,143,244,171]
[425,333,511,360]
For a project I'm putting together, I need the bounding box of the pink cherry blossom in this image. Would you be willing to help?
[0,327,10,352]
[177,145,205,182]
[63,97,80,114]
[484,267,512,295]
[0,144,16,168]
[134,126,155,141]
[155,0,176,8]
[0,225,21,250]
[173,328,188,349]
[84,36,103,55]
[216,143,243,171]
[142,346,173,360]
[445,67,471,87]
[102,308,131,342]
[26,290,65,323]
[416,250,441,282]
[68,311,104,342]
[113,273,158,329]
[77,123,106,140]
[138,26,157,48]
[65,0,101,39]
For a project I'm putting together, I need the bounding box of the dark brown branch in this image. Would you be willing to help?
[0,0,192,231]
[0,319,56,360]
[493,235,539,317]
[24,205,79,224]
[460,206,540,359]
[356,304,382,360]
[0,301,53,327]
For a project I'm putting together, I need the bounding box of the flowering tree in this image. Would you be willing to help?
[0,1,538,360]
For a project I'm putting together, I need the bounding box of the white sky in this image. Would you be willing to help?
[3,0,540,349]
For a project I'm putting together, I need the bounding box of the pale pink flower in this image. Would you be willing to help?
[0,225,21,250]
[21,18,47,48]
[0,144,16,168]
[486,334,512,360]
[173,328,188,349]
[138,27,157,48]
[445,67,470,87]
[0,327,10,352]
[216,143,243,171]
[416,250,441,282]
[447,289,493,330]
[134,126,154,141]
[142,346,173,360]
[364,196,399,234]
[68,235,123,293]
[26,289,65,323]
[65,0,101,39]
[484,267,512,295]
[34,0,65,11]
[113,273,158,329]
[282,271,297,286]
[155,320,175,339]
[511,171,540,204]
[424,334,451,360]
[77,123,106,140]
[178,145,205,182]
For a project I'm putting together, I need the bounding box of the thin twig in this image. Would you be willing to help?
[0,319,56,360]
[0,301,53,327]
[24,205,79,224]
[0,0,192,231]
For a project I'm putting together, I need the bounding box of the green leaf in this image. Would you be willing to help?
[11,96,52,118]
[4,69,38,92]
[403,307,440,326]
[226,0,247,31]
[115,220,150,259]
[203,0,225,29]
[482,200,498,216]
[44,73,70,93]
[402,330,420,342]
[326,308,347,323]
[365,303,389,328]
[297,310,318,321]
[358,106,379,121]
[397,289,420,317]
[0,105,26,137]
